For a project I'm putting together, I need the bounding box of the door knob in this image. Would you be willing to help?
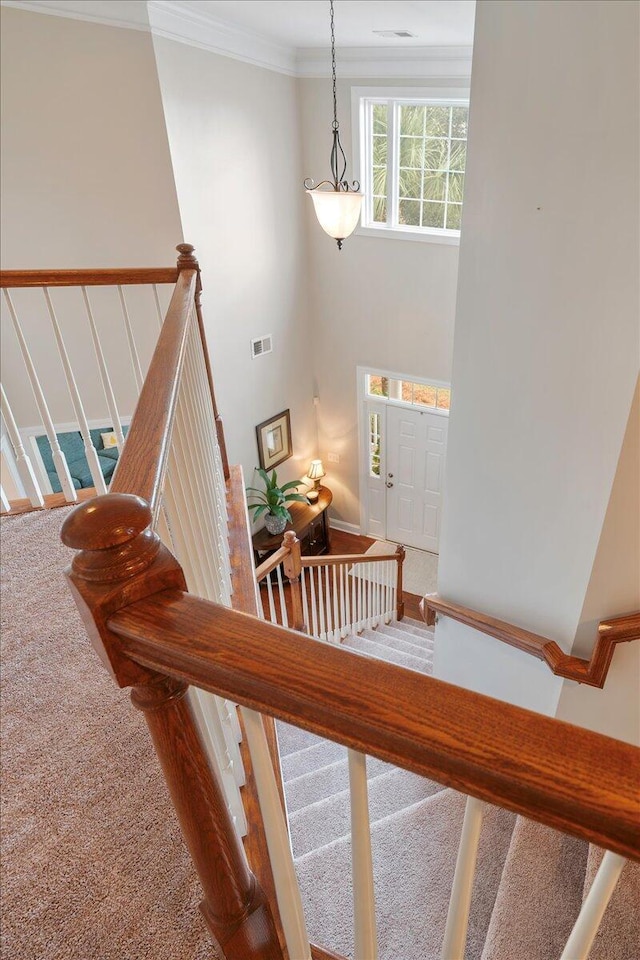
[386,481,394,488]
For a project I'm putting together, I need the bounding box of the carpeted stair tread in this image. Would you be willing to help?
[343,632,429,673]
[284,754,393,813]
[397,615,435,637]
[280,737,347,783]
[481,816,589,960]
[367,624,433,659]
[295,789,516,960]
[289,765,446,857]
[275,720,326,758]
[582,846,640,959]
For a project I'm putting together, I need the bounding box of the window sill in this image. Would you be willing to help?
[355,224,461,246]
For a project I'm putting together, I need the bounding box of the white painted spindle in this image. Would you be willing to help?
[1,384,44,507]
[241,708,312,959]
[276,564,289,628]
[3,289,77,502]
[190,689,247,836]
[318,566,327,640]
[301,568,310,633]
[43,287,107,495]
[266,573,277,623]
[0,485,9,513]
[117,286,144,391]
[560,851,627,960]
[81,287,126,451]
[309,566,319,637]
[441,795,485,959]
[348,749,378,959]
[332,564,340,643]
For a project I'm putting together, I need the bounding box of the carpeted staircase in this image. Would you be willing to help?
[276,617,640,960]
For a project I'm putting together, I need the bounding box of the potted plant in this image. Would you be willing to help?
[247,468,310,535]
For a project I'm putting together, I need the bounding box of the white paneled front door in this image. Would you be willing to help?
[385,405,448,553]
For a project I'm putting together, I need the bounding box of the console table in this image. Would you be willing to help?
[252,486,332,564]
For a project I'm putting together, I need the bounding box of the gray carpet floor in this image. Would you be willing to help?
[2,508,637,960]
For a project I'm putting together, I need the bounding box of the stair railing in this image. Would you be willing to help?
[1,261,181,510]
[53,246,639,960]
[255,536,405,641]
[422,594,640,688]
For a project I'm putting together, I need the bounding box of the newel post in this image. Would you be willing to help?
[60,494,283,960]
[282,530,306,632]
[395,544,406,621]
[176,243,230,480]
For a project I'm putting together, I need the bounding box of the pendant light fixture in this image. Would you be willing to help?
[304,0,363,250]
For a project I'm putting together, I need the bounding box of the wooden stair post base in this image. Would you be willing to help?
[61,493,284,960]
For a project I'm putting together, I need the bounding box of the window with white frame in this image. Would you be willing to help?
[359,96,469,240]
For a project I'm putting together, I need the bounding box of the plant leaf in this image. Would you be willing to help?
[280,480,302,492]
[285,494,310,504]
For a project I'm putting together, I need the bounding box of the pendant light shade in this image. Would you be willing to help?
[308,188,363,244]
[304,1,362,250]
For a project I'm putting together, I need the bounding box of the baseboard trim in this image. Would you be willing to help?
[329,518,362,536]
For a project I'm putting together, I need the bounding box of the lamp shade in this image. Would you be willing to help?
[308,189,363,241]
[307,459,326,481]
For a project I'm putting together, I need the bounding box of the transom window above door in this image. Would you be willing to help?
[354,91,469,244]
[366,374,451,412]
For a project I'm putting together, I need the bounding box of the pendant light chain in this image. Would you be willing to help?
[331,0,338,132]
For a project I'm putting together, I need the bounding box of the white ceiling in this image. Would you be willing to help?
[1,0,475,77]
[190,1,476,49]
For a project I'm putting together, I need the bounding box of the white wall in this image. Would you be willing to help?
[0,6,182,427]
[299,77,467,527]
[435,0,640,725]
[556,381,640,745]
[152,37,316,493]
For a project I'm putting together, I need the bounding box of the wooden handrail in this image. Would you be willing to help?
[108,592,640,862]
[0,267,179,287]
[302,552,399,566]
[255,546,291,583]
[109,269,195,510]
[422,595,640,689]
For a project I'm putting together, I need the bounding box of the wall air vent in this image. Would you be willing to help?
[372,30,417,39]
[251,334,273,359]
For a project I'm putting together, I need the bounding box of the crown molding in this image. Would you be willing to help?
[1,1,473,81]
[147,1,297,75]
[296,45,473,80]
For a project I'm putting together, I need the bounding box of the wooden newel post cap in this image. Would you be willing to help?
[282,530,297,547]
[176,243,198,269]
[61,493,160,583]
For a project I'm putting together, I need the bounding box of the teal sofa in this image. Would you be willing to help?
[35,427,128,493]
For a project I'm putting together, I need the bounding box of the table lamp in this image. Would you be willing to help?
[307,459,326,502]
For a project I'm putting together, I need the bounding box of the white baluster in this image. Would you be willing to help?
[332,564,340,643]
[301,568,310,634]
[155,502,176,552]
[441,795,485,960]
[325,565,333,642]
[317,566,326,640]
[241,708,312,959]
[340,565,347,638]
[309,565,319,637]
[560,851,627,960]
[276,564,289,628]
[189,689,247,836]
[351,562,358,633]
[152,284,164,327]
[117,285,144,391]
[42,287,107,495]
[0,484,10,513]
[348,750,378,959]
[212,696,245,786]
[266,573,277,624]
[165,442,207,599]
[81,287,126,451]
[3,289,77,502]
[1,384,44,507]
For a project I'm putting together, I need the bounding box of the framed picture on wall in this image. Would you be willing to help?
[256,409,293,471]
